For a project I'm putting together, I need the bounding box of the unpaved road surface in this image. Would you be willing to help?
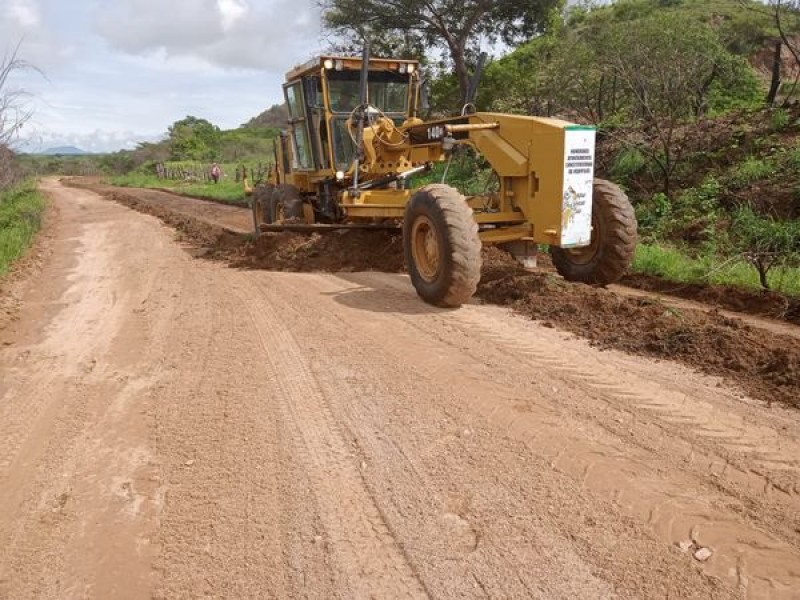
[1,179,800,599]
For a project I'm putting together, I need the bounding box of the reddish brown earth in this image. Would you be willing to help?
[2,179,798,599]
[71,179,800,411]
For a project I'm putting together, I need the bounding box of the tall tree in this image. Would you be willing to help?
[167,116,221,161]
[320,0,561,104]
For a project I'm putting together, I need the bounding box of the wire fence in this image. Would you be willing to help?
[154,162,271,184]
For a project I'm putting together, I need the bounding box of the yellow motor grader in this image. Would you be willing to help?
[250,50,637,307]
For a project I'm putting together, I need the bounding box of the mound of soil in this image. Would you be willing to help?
[234,230,405,273]
[479,247,800,410]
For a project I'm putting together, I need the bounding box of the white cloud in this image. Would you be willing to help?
[9,0,40,28]
[0,0,76,68]
[93,0,321,70]
[218,0,247,31]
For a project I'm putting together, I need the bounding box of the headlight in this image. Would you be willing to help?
[398,63,407,74]
[323,58,334,70]
[406,64,415,74]
[336,170,345,181]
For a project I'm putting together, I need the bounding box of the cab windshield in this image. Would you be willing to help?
[327,70,409,114]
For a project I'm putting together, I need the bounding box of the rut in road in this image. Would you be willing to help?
[229,274,429,597]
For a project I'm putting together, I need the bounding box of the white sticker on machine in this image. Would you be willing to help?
[560,128,596,247]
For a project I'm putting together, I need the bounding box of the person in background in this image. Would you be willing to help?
[211,162,221,184]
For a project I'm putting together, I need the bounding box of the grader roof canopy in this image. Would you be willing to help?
[285,55,420,81]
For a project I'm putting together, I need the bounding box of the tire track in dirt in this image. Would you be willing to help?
[281,271,800,599]
[0,194,145,497]
[249,272,732,598]
[241,274,641,598]
[227,273,429,599]
[367,272,800,504]
[452,313,800,493]
[146,263,320,599]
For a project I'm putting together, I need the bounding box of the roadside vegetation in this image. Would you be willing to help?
[0,180,46,275]
[1,43,46,277]
[632,244,800,295]
[108,171,248,206]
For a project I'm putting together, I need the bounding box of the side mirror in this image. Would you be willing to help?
[420,78,430,111]
[464,52,488,109]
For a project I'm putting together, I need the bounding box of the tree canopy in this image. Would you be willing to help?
[320,0,561,104]
[167,116,221,161]
[479,4,763,196]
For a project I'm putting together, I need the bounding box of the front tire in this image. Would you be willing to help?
[251,183,274,235]
[403,184,481,307]
[550,178,637,285]
[269,184,305,223]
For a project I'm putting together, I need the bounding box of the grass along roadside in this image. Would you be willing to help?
[0,180,47,276]
[631,243,800,296]
[107,173,248,206]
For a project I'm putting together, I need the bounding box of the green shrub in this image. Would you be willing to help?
[676,177,722,234]
[729,157,776,187]
[678,176,721,212]
[633,243,710,281]
[770,108,791,131]
[611,147,647,180]
[729,204,800,289]
[635,192,672,239]
[787,143,800,168]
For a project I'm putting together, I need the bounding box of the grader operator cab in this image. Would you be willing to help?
[250,49,637,307]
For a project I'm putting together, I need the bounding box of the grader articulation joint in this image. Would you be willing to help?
[249,51,637,307]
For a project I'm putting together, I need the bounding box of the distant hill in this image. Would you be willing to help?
[41,146,89,155]
[242,104,288,129]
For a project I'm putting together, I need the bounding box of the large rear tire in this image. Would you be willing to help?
[550,178,637,285]
[403,184,481,307]
[269,184,305,223]
[251,183,274,235]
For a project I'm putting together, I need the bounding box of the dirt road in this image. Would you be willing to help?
[1,179,799,599]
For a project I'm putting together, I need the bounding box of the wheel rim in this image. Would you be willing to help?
[565,211,600,265]
[411,215,441,282]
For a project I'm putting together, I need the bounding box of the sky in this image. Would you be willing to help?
[1,0,325,153]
